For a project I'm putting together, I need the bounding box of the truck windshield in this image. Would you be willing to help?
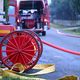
[19,1,44,10]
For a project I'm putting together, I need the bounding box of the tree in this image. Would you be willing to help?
[70,0,80,14]
[50,0,80,20]
[4,0,9,21]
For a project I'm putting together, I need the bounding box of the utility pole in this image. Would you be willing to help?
[4,0,9,21]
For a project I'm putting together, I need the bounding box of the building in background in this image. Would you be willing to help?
[0,0,8,21]
[0,0,4,19]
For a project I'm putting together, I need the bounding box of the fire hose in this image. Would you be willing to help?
[0,63,55,80]
[42,40,80,55]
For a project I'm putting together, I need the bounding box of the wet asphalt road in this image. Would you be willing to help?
[38,28,80,80]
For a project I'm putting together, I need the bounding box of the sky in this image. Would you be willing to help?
[48,0,51,5]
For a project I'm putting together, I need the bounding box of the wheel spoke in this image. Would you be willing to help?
[5,52,17,58]
[2,52,17,62]
[3,43,17,51]
[22,51,34,58]
[13,53,19,63]
[12,35,19,48]
[23,49,35,52]
[22,43,37,50]
[20,34,28,48]
[19,54,27,65]
[18,34,21,48]
[22,53,31,63]
[8,53,17,62]
[2,50,16,52]
[22,37,33,49]
[17,32,22,48]
[7,38,17,48]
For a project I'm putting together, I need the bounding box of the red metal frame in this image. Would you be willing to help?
[27,30,43,57]
[0,24,16,36]
[8,0,18,18]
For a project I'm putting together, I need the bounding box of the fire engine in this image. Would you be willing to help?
[8,0,50,36]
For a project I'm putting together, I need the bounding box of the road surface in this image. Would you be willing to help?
[38,28,80,80]
[0,27,80,80]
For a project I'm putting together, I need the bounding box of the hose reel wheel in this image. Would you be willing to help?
[0,30,43,71]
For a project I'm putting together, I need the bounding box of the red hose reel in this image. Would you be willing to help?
[0,30,43,71]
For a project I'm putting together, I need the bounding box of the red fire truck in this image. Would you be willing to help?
[8,0,50,36]
[18,0,50,36]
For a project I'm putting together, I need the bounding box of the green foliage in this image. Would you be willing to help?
[70,0,80,14]
[50,0,80,20]
[4,0,9,21]
[2,71,38,80]
[2,76,34,80]
[2,77,21,80]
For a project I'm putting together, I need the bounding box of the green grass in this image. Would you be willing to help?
[63,28,80,35]
[2,77,21,80]
[2,76,38,80]
[51,23,80,35]
[0,76,2,80]
[63,29,80,35]
[50,23,65,29]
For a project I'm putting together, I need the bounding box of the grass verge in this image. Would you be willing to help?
[50,23,80,35]
[63,29,80,35]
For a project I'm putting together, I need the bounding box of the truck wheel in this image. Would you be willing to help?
[42,31,46,36]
